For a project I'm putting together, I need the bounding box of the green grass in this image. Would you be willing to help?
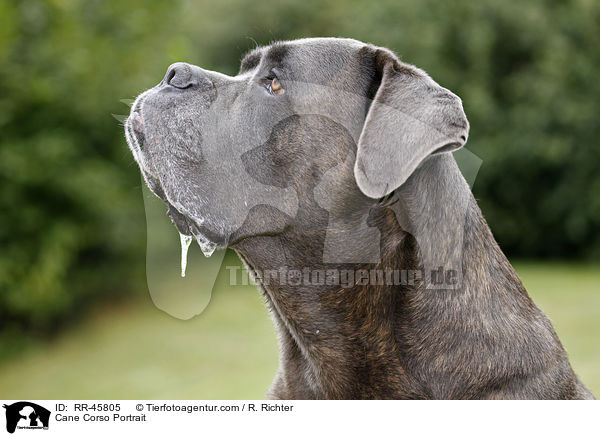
[513,262,600,396]
[0,261,597,399]
[0,254,279,399]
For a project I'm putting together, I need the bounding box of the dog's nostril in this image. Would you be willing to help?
[164,62,195,89]
[166,68,176,85]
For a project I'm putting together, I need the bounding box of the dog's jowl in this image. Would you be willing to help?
[125,38,594,400]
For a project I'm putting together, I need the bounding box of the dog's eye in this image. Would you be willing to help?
[262,71,285,96]
[270,77,284,95]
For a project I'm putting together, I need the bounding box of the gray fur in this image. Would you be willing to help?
[125,37,594,399]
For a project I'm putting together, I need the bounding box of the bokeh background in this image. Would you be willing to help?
[0,0,598,398]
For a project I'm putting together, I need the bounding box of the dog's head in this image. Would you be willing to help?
[125,38,468,250]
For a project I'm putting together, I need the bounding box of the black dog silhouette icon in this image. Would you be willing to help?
[3,402,50,434]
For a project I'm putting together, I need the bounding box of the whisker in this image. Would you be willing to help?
[112,113,128,123]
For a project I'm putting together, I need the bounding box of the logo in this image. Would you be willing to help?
[3,402,50,434]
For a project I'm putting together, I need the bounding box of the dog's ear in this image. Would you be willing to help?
[354,48,469,198]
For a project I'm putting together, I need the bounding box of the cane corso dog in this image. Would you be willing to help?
[125,37,594,399]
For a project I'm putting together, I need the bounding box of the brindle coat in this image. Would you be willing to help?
[125,38,594,399]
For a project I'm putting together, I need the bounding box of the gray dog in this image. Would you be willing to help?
[125,37,594,399]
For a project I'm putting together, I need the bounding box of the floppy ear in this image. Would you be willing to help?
[354,49,469,198]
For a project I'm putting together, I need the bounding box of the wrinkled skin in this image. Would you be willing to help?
[125,38,594,399]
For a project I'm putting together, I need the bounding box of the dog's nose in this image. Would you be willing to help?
[163,62,199,89]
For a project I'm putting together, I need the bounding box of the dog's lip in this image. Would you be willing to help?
[166,204,192,235]
[166,202,227,247]
[127,106,145,147]
[126,94,147,152]
[189,218,227,246]
[129,110,144,134]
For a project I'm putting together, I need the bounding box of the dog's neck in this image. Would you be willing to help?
[234,154,560,399]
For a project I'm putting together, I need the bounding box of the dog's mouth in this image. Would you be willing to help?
[165,203,222,253]
[125,97,147,160]
[125,95,223,258]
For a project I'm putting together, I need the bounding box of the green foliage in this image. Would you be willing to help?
[0,0,599,342]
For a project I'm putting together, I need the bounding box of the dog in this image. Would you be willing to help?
[125,37,594,399]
